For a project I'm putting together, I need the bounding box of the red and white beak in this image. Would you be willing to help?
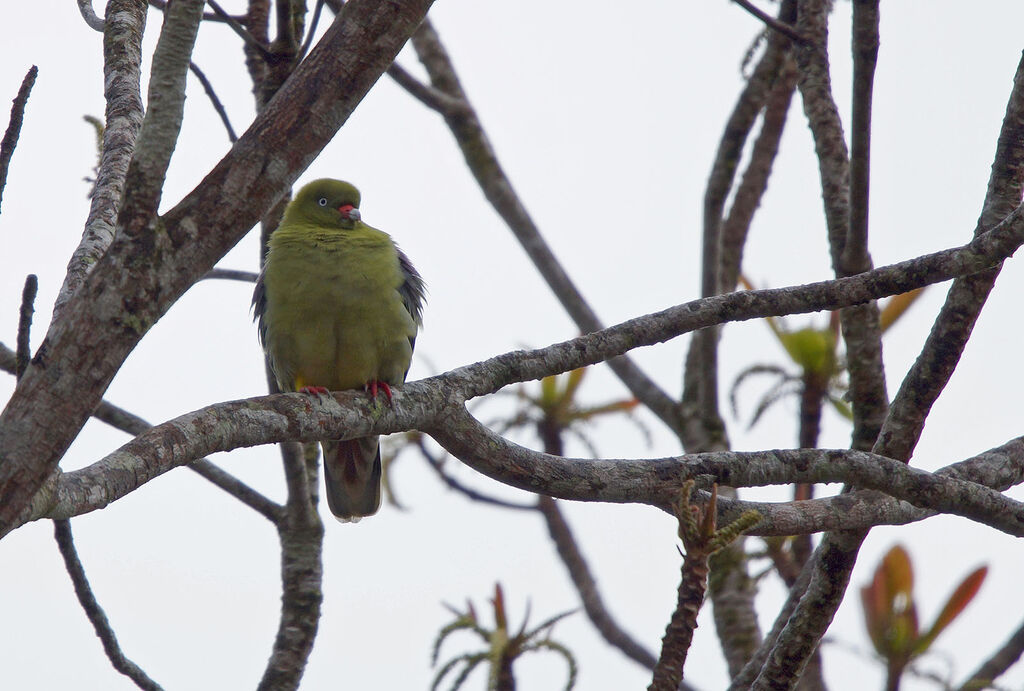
[339,204,360,222]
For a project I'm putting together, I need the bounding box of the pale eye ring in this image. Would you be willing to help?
[317,197,328,207]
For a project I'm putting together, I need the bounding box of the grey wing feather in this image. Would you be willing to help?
[397,245,426,329]
[252,267,269,348]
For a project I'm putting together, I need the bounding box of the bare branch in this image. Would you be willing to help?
[297,0,326,61]
[844,0,880,276]
[537,495,658,670]
[52,0,147,322]
[119,0,204,237]
[203,267,258,282]
[431,407,1024,536]
[957,618,1024,691]
[416,438,535,511]
[259,441,323,690]
[78,0,106,31]
[188,61,237,143]
[407,19,686,437]
[720,56,798,293]
[54,519,163,691]
[386,62,470,117]
[0,341,284,522]
[729,0,806,43]
[697,0,795,428]
[15,275,37,379]
[205,0,272,57]
[0,65,37,215]
[149,0,231,23]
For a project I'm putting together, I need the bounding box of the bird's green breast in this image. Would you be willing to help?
[261,223,417,392]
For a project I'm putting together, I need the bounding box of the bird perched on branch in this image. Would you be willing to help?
[253,178,425,521]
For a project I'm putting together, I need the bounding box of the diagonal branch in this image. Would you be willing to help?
[188,61,237,143]
[77,0,106,31]
[119,0,204,238]
[730,0,806,43]
[52,0,147,322]
[0,340,283,523]
[0,65,37,215]
[205,0,272,57]
[54,519,163,690]
[537,495,658,670]
[405,18,686,437]
[15,275,37,378]
[957,617,1024,691]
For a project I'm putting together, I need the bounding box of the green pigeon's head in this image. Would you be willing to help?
[284,178,362,229]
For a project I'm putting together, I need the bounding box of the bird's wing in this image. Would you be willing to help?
[252,267,269,348]
[397,245,426,330]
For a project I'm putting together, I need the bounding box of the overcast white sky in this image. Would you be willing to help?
[2,2,1024,689]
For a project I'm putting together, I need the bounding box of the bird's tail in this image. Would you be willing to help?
[322,436,382,522]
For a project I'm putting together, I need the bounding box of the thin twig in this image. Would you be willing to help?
[297,0,326,61]
[407,19,685,437]
[119,0,205,238]
[386,62,469,117]
[77,0,106,30]
[417,438,535,511]
[957,618,1024,691]
[698,0,794,426]
[731,0,806,43]
[53,519,164,691]
[206,0,272,56]
[51,0,147,322]
[203,267,259,282]
[720,56,798,292]
[0,65,38,216]
[844,0,880,276]
[31,365,283,523]
[188,61,237,143]
[149,0,231,22]
[15,275,37,378]
[537,496,659,670]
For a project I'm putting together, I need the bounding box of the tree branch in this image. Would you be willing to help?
[730,0,806,43]
[537,495,658,670]
[202,267,259,282]
[0,64,37,215]
[119,0,204,237]
[188,61,238,143]
[259,442,323,690]
[405,18,686,438]
[415,437,536,511]
[15,275,37,378]
[957,617,1024,691]
[699,0,795,426]
[720,55,799,293]
[77,0,106,31]
[54,519,163,690]
[52,0,147,322]
[0,339,284,523]
[205,0,272,57]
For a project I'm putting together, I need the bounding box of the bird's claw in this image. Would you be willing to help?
[299,385,331,399]
[365,380,393,404]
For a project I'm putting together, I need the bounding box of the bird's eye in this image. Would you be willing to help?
[317,197,328,207]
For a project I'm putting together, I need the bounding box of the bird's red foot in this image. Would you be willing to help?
[299,385,331,397]
[365,380,393,403]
